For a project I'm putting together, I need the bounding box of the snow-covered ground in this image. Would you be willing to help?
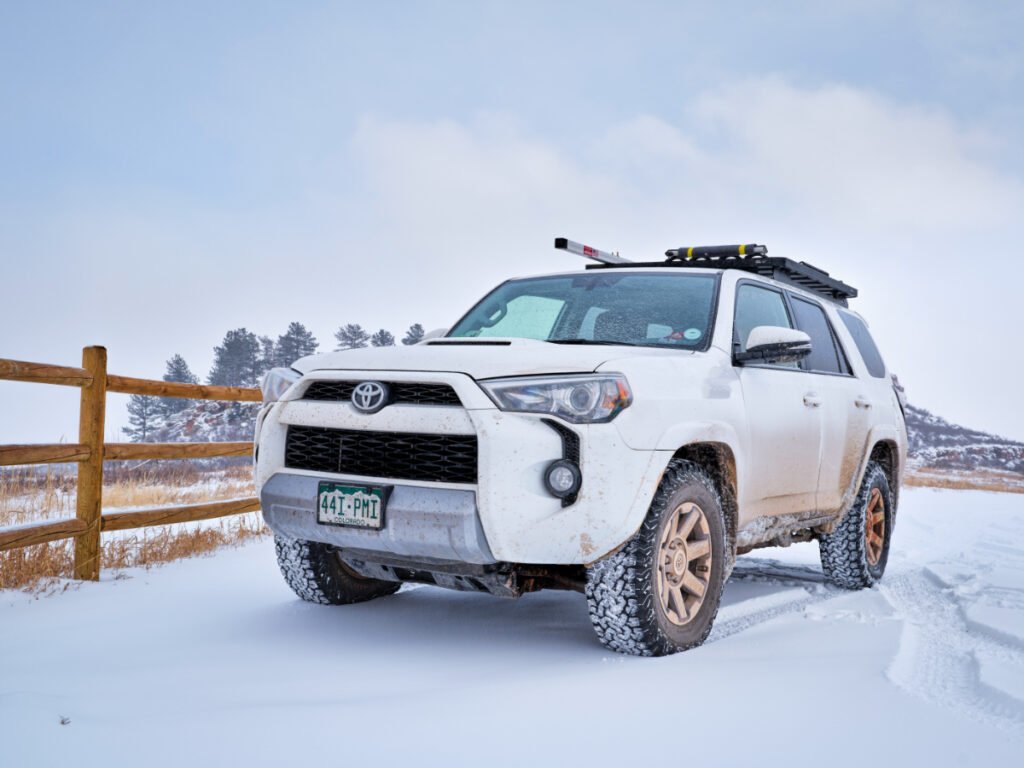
[3,486,1023,767]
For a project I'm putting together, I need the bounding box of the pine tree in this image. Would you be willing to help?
[208,328,261,387]
[371,329,395,347]
[160,354,199,418]
[334,324,370,351]
[275,322,319,366]
[401,323,425,345]
[258,336,277,378]
[123,394,160,442]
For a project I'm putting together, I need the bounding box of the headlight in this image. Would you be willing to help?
[480,374,632,424]
[261,367,302,404]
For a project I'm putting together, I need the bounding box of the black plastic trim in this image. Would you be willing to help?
[303,380,461,406]
[542,419,582,507]
[285,426,478,484]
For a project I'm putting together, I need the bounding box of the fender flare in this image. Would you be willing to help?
[842,424,903,515]
[653,421,744,497]
[654,420,744,457]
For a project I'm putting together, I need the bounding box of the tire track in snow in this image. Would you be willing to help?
[881,569,1024,735]
[708,558,839,644]
[708,589,826,643]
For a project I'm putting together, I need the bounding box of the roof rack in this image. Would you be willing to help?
[578,241,858,306]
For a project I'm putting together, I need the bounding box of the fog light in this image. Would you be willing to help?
[544,460,582,499]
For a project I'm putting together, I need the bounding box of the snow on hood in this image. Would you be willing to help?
[292,338,686,380]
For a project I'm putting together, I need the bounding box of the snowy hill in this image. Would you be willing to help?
[905,404,1024,474]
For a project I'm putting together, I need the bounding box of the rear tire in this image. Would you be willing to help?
[819,461,894,589]
[585,461,727,656]
[275,536,400,605]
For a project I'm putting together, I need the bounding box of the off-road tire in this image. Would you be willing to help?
[585,460,727,656]
[819,461,894,589]
[275,536,400,605]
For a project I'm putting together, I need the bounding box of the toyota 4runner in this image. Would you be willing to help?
[254,239,907,656]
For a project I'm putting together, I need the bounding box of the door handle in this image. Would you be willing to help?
[803,393,822,408]
[855,397,873,410]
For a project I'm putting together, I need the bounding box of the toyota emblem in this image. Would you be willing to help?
[351,381,389,413]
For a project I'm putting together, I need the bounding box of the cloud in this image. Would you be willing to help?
[353,78,1024,252]
[688,78,1022,234]
[350,114,621,253]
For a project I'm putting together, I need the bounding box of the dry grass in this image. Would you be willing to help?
[0,464,267,594]
[906,466,1024,495]
[0,463,254,527]
[1,514,267,594]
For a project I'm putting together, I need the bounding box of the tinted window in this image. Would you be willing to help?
[790,297,846,375]
[840,311,886,378]
[734,283,792,353]
[449,273,718,348]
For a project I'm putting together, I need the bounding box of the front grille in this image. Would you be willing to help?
[285,426,477,484]
[302,381,461,406]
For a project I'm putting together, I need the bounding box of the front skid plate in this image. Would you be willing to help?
[260,473,496,564]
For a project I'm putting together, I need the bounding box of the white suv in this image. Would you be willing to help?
[255,241,907,656]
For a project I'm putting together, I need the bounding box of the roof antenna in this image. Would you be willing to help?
[554,237,631,265]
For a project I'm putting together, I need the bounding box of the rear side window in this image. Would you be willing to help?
[839,311,886,378]
[734,283,792,353]
[790,296,848,375]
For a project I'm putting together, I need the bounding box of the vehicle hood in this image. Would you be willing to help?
[292,338,687,380]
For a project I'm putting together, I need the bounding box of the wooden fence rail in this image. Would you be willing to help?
[0,347,262,580]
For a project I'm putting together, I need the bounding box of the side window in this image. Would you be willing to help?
[790,296,847,375]
[839,311,887,378]
[734,283,792,354]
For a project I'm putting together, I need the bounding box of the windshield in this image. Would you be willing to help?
[448,272,718,349]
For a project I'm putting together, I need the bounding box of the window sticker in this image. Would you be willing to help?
[666,328,703,343]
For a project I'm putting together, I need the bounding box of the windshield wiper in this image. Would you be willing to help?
[547,338,639,347]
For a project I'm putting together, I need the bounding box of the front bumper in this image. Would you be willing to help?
[261,473,495,564]
[255,369,668,566]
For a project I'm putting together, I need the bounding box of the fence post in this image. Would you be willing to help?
[73,346,107,580]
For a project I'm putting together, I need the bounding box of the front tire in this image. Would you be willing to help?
[818,461,894,589]
[275,536,400,605]
[585,461,727,656]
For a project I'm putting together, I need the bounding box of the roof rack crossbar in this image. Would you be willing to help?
[585,245,858,306]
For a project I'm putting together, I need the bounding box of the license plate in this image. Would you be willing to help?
[317,482,387,529]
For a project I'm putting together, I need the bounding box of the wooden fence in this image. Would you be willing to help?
[0,346,262,580]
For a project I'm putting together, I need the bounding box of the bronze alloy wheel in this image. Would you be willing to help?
[586,460,726,655]
[864,487,886,566]
[656,501,713,626]
[819,461,894,590]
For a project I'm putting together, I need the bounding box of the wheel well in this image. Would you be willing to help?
[671,442,738,568]
[869,440,899,508]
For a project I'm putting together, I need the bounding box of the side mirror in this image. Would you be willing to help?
[421,328,449,342]
[736,326,812,365]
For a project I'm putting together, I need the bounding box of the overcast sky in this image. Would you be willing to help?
[2,1,1024,442]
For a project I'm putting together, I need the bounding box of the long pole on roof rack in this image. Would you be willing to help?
[554,237,631,265]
